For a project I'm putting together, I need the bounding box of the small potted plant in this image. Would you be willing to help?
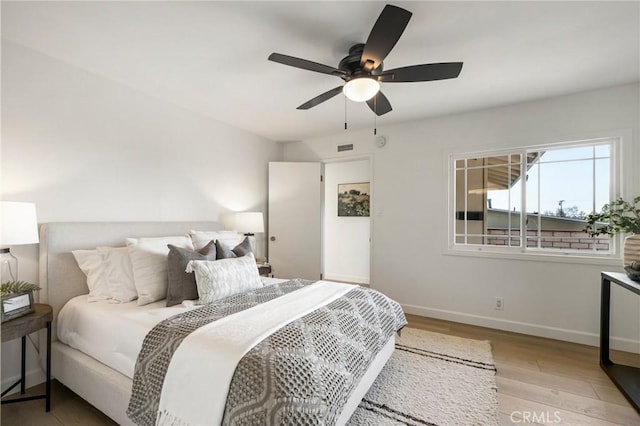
[584,196,640,281]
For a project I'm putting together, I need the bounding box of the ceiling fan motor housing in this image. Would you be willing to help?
[338,44,384,81]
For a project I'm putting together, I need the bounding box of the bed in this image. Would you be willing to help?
[38,221,406,425]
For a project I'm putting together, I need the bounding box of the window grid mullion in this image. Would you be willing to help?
[591,146,597,254]
[507,160,512,246]
[464,159,468,245]
[609,139,616,255]
[520,152,527,250]
[537,151,542,250]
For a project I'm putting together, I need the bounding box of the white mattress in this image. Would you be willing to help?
[57,277,285,379]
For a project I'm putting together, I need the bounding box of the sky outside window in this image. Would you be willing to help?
[487,144,610,216]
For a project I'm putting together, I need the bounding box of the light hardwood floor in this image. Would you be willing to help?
[2,314,639,425]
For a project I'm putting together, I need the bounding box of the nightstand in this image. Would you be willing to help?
[258,263,272,277]
[1,303,52,412]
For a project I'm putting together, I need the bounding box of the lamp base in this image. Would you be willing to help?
[0,248,18,283]
[243,234,257,256]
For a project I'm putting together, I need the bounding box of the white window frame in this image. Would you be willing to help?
[447,137,622,264]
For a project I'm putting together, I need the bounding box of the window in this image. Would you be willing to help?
[451,138,617,256]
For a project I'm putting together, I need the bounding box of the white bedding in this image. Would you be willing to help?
[57,276,285,379]
[57,295,192,379]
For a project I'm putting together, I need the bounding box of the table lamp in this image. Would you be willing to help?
[234,212,264,257]
[0,202,39,283]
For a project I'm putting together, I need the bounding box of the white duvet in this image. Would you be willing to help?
[56,277,285,379]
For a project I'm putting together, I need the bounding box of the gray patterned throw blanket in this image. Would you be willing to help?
[127,279,406,426]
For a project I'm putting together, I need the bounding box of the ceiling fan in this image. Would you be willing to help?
[268,4,463,116]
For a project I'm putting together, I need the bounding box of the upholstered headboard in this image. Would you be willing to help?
[38,221,224,341]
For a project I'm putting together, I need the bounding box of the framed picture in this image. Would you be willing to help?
[338,182,370,217]
[1,291,34,322]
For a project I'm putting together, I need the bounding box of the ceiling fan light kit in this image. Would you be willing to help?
[268,4,463,117]
[343,77,380,102]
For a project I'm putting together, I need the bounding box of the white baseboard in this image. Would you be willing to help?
[402,304,640,354]
[1,368,45,396]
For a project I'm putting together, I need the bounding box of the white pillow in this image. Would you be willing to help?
[97,246,137,303]
[189,230,242,251]
[126,236,194,306]
[72,249,111,302]
[186,253,262,304]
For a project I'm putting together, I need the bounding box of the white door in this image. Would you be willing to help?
[268,162,322,280]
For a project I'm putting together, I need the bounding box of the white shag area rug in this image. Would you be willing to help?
[348,327,498,426]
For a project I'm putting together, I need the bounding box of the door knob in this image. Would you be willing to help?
[270,236,276,241]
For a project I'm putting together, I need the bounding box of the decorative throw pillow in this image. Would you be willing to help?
[215,237,252,259]
[72,249,111,302]
[189,230,242,251]
[126,236,194,306]
[98,246,137,303]
[166,241,217,307]
[186,253,262,304]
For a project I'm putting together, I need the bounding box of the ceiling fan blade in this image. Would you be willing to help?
[366,91,392,116]
[297,86,343,110]
[269,53,346,77]
[379,62,463,82]
[360,5,412,72]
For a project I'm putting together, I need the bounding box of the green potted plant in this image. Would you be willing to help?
[584,196,640,281]
[0,280,40,296]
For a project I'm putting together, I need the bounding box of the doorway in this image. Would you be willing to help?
[323,159,371,285]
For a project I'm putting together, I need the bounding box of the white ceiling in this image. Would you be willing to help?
[2,1,639,142]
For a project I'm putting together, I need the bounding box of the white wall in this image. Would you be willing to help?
[1,40,282,390]
[324,160,370,284]
[285,83,640,353]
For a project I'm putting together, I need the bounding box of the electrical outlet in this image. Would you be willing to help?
[495,297,504,310]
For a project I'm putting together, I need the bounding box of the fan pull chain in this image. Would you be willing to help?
[373,96,377,135]
[344,96,348,130]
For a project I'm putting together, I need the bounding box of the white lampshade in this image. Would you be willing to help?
[234,212,264,235]
[0,201,39,246]
[343,78,380,102]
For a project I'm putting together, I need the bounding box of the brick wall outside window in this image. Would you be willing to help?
[486,228,609,250]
